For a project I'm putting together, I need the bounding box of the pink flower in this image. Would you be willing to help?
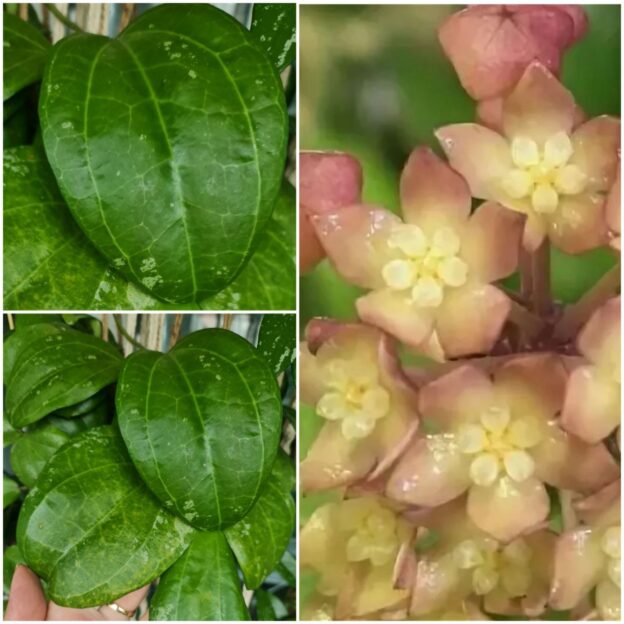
[405,499,555,618]
[439,5,587,101]
[437,62,620,253]
[311,147,522,359]
[300,151,363,272]
[385,354,619,542]
[300,320,419,492]
[549,482,621,620]
[561,297,621,444]
[300,496,412,618]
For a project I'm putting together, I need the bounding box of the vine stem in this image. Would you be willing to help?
[169,314,183,349]
[45,3,85,32]
[554,263,621,341]
[507,299,547,339]
[113,314,144,350]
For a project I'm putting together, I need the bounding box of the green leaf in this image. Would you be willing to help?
[276,549,296,587]
[282,405,296,426]
[3,545,25,594]
[255,589,278,621]
[40,4,287,304]
[250,3,296,72]
[151,531,250,621]
[54,389,106,418]
[4,476,21,508]
[3,13,51,100]
[257,313,296,375]
[16,426,194,608]
[4,418,22,447]
[10,423,71,488]
[117,328,282,531]
[46,400,111,436]
[225,451,295,589]
[200,181,296,310]
[3,146,176,310]
[4,322,123,428]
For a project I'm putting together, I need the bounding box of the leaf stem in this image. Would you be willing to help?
[554,263,621,341]
[169,314,183,349]
[45,3,84,33]
[531,239,551,317]
[113,314,145,350]
[507,300,547,339]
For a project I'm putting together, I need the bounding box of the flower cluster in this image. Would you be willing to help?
[300,6,620,621]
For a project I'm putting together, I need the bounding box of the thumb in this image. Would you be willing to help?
[5,565,48,621]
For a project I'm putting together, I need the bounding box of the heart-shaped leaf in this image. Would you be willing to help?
[257,313,296,375]
[54,389,107,418]
[3,13,51,100]
[40,4,288,303]
[10,423,71,488]
[116,328,282,531]
[225,451,295,589]
[4,476,21,509]
[4,323,123,428]
[151,531,250,621]
[46,400,111,436]
[201,181,295,310]
[3,146,176,310]
[250,3,296,73]
[17,426,194,607]
[3,545,25,594]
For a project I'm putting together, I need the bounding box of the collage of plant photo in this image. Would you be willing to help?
[2,2,622,623]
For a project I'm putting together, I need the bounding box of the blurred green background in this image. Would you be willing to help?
[300,4,620,329]
[299,4,620,613]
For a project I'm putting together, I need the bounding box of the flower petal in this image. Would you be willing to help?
[436,283,511,358]
[596,578,621,621]
[547,193,608,254]
[356,289,435,349]
[522,213,548,252]
[300,212,326,271]
[461,201,523,282]
[410,554,467,616]
[301,422,376,493]
[419,365,494,427]
[467,476,550,542]
[300,341,328,406]
[549,526,604,610]
[570,116,621,192]
[532,421,620,493]
[436,123,513,200]
[577,296,621,367]
[354,562,409,617]
[494,353,568,420]
[561,365,620,444]
[502,62,576,144]
[386,436,471,507]
[312,204,402,289]
[606,168,620,245]
[399,147,471,231]
[300,151,363,215]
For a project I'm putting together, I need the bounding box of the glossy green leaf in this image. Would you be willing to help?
[54,389,106,418]
[4,322,123,428]
[255,589,278,621]
[200,181,295,310]
[3,146,176,310]
[250,3,296,72]
[40,4,288,304]
[46,400,111,436]
[4,476,21,508]
[225,451,295,589]
[277,549,296,586]
[3,13,51,100]
[3,545,25,594]
[4,418,22,447]
[151,531,250,621]
[117,328,282,531]
[17,426,194,607]
[10,423,71,488]
[257,313,296,375]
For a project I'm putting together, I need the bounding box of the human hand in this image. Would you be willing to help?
[5,565,149,621]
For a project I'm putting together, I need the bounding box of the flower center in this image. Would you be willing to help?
[456,405,543,486]
[381,224,468,308]
[452,537,532,597]
[316,358,390,440]
[501,132,587,215]
[601,525,621,588]
[346,506,399,566]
